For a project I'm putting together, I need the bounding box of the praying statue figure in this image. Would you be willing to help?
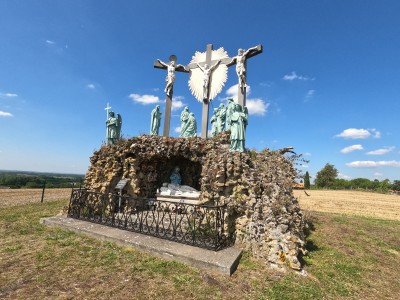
[210,108,218,137]
[106,111,122,145]
[181,112,197,138]
[226,98,235,131]
[150,105,162,135]
[156,59,186,96]
[196,60,221,101]
[230,46,259,89]
[217,103,226,133]
[159,166,200,198]
[169,166,182,185]
[179,106,190,137]
[229,104,248,152]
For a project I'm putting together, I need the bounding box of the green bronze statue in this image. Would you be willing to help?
[150,105,162,135]
[179,106,190,137]
[181,112,197,138]
[229,104,247,152]
[169,166,182,185]
[217,103,226,133]
[226,98,235,131]
[210,108,218,137]
[106,111,122,145]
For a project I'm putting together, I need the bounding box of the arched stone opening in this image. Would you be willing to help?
[128,154,203,198]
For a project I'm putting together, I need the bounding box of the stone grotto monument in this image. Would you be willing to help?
[80,44,307,271]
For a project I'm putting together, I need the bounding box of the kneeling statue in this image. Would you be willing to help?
[159,167,200,198]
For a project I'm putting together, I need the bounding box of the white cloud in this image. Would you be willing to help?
[340,144,364,154]
[282,71,314,81]
[338,173,352,180]
[0,111,13,117]
[366,146,395,155]
[225,84,251,99]
[224,84,268,116]
[335,128,381,139]
[129,93,161,105]
[246,98,269,116]
[346,161,400,168]
[46,40,55,44]
[373,172,383,177]
[300,164,309,168]
[305,89,315,99]
[304,152,312,156]
[259,81,273,87]
[86,84,95,89]
[0,93,18,97]
[370,128,381,138]
[174,126,181,133]
[171,96,185,111]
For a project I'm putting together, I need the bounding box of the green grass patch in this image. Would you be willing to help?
[1,200,400,299]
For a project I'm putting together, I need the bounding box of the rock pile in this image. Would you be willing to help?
[84,133,306,270]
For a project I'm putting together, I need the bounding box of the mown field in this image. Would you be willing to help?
[293,189,400,221]
[1,189,399,299]
[0,188,72,207]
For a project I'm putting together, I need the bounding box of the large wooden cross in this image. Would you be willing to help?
[154,55,188,137]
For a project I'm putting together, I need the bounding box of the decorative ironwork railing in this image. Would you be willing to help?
[67,189,235,251]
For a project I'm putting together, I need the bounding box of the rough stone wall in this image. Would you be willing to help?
[84,133,306,270]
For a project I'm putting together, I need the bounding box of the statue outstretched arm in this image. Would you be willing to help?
[175,63,186,71]
[244,46,260,57]
[196,63,205,72]
[157,59,169,68]
[229,56,237,65]
[210,60,221,71]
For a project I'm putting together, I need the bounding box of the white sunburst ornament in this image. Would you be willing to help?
[188,47,229,102]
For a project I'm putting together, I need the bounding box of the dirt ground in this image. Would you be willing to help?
[293,189,400,221]
[0,188,72,207]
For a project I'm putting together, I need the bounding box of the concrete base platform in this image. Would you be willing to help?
[40,216,242,276]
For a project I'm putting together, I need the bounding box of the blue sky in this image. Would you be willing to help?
[1,1,399,182]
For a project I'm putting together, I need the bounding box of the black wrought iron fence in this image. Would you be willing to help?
[68,189,235,250]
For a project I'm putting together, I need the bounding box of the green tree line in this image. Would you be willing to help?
[310,163,400,192]
[0,173,84,189]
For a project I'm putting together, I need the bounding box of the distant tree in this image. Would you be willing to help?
[378,179,391,193]
[350,178,372,190]
[304,171,311,189]
[314,163,338,188]
[334,178,351,190]
[392,180,400,191]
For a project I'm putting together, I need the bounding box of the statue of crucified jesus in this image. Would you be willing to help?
[196,60,221,101]
[156,59,186,96]
[230,46,259,89]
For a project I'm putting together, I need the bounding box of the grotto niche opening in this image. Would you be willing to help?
[150,155,202,195]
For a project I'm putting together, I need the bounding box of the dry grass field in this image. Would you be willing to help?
[1,189,399,299]
[294,189,400,221]
[0,188,71,208]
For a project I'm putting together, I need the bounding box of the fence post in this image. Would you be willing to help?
[41,181,46,203]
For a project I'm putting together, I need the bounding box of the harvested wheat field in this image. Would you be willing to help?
[294,189,400,221]
[0,188,71,208]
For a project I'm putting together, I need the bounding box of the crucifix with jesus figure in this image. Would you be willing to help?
[154,55,188,137]
[154,44,262,138]
[187,44,262,138]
